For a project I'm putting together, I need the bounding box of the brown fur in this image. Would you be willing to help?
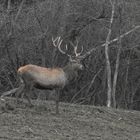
[16,62,83,114]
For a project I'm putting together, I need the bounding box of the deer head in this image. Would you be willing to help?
[52,36,84,71]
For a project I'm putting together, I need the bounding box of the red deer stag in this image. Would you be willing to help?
[15,37,83,114]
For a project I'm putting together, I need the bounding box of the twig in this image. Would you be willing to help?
[15,0,26,21]
[7,0,11,13]
[70,83,89,103]
[86,68,102,95]
[33,3,44,33]
[107,25,140,46]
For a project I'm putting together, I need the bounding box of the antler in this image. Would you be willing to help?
[52,36,67,54]
[52,37,83,61]
[70,38,83,57]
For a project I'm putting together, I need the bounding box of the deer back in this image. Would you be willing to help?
[18,64,67,88]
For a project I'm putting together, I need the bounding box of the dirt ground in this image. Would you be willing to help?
[0,97,140,140]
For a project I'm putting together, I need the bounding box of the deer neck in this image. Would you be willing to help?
[63,64,78,83]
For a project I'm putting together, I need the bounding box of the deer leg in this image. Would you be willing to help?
[24,84,33,107]
[16,83,25,104]
[55,89,60,114]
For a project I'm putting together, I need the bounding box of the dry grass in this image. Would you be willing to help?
[0,97,140,140]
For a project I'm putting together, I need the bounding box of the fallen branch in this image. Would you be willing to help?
[1,88,18,98]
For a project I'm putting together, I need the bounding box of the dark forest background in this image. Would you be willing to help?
[0,0,140,110]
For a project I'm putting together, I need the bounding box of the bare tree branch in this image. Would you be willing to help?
[86,68,102,95]
[81,25,140,59]
[15,0,26,21]
[7,0,11,13]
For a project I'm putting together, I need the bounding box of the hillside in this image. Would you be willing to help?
[0,97,140,140]
[1,0,140,111]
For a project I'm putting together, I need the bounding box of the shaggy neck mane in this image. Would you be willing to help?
[63,63,78,83]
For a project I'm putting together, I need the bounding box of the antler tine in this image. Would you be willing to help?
[71,39,83,57]
[57,39,66,54]
[52,36,71,57]
[57,37,61,44]
[52,36,73,62]
[52,36,59,47]
[52,36,62,47]
[58,43,73,61]
[75,45,84,57]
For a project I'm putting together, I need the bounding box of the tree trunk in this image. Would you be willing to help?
[112,38,121,108]
[105,0,116,107]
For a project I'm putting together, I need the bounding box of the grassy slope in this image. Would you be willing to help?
[0,97,140,140]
